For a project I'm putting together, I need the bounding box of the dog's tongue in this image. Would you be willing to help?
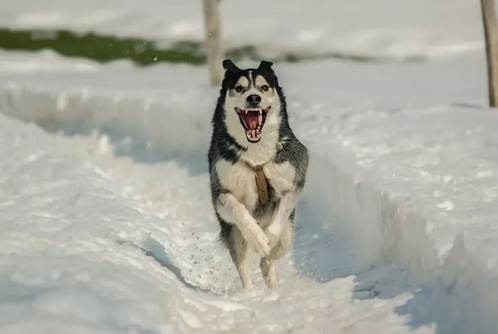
[241,111,259,130]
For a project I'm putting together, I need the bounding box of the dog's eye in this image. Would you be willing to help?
[261,85,269,92]
[235,86,243,93]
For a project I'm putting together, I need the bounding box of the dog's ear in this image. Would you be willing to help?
[258,60,274,71]
[222,59,240,72]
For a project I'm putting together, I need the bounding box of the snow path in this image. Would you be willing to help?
[57,128,424,333]
[0,114,425,334]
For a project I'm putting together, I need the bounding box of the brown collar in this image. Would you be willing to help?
[244,142,283,205]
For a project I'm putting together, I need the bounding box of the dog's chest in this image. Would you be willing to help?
[216,159,295,210]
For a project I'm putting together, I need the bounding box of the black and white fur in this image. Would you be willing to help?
[208,59,308,289]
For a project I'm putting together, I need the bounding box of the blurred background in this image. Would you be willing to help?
[0,0,484,77]
[0,0,488,110]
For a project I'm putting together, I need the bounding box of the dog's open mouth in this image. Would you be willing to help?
[235,106,271,143]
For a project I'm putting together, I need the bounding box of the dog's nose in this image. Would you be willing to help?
[246,94,262,106]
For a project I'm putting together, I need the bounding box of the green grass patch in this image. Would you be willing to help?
[0,27,424,66]
[0,28,206,65]
[0,28,269,66]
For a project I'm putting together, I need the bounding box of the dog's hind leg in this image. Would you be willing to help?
[260,220,293,288]
[228,227,253,289]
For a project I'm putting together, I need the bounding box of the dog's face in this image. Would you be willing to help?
[222,60,281,144]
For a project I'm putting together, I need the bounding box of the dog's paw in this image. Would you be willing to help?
[265,224,281,249]
[244,222,271,257]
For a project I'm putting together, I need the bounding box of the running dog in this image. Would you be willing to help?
[208,59,308,289]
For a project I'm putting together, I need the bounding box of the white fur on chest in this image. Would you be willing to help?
[216,159,296,212]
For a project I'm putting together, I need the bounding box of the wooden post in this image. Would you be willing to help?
[481,0,498,107]
[203,0,224,86]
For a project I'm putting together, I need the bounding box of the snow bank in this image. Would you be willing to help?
[0,0,484,60]
[300,106,498,333]
[1,53,498,332]
[0,115,182,333]
[0,50,105,74]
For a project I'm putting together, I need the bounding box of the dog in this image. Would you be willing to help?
[208,59,308,289]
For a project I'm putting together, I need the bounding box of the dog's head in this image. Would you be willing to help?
[220,59,282,144]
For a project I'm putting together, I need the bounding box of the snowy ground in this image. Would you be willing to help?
[0,110,422,334]
[1,49,498,334]
[0,0,484,60]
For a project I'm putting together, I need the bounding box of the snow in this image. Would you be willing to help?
[0,50,106,74]
[1,0,497,331]
[0,116,177,334]
[0,0,485,59]
[0,88,423,334]
[1,47,498,333]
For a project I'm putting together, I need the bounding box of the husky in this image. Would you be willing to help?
[208,59,308,289]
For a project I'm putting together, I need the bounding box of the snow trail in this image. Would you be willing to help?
[60,130,418,333]
[0,108,418,333]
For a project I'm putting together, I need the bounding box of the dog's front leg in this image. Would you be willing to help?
[216,193,271,257]
[265,191,298,248]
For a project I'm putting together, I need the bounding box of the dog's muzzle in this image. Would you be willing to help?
[235,106,271,143]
